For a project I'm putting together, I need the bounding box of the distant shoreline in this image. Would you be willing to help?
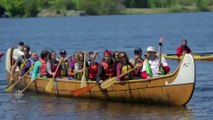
[120,6,213,15]
[1,6,213,18]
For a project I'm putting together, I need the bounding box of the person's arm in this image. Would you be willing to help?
[116,63,122,77]
[20,61,31,76]
[96,63,104,84]
[10,56,22,80]
[176,46,182,57]
[141,61,149,79]
[188,47,192,54]
[46,61,54,76]
[74,63,83,73]
[161,57,170,74]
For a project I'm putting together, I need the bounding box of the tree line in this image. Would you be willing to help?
[0,0,213,17]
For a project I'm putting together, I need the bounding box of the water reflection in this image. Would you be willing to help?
[73,99,194,120]
[2,92,194,120]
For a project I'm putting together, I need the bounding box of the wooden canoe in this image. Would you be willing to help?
[163,54,213,61]
[5,48,196,106]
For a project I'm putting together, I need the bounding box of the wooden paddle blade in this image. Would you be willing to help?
[45,79,54,92]
[80,75,87,88]
[4,84,15,92]
[72,85,95,97]
[100,77,118,89]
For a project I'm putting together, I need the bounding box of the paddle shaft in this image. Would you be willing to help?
[6,61,28,88]
[159,37,163,64]
[5,67,31,91]
[73,64,143,96]
[166,52,213,56]
[100,65,142,89]
[45,60,62,92]
[80,53,87,88]
[20,80,34,93]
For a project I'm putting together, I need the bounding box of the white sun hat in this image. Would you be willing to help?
[146,46,156,53]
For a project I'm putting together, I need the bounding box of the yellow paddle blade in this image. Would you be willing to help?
[100,77,118,89]
[45,79,54,92]
[4,84,15,92]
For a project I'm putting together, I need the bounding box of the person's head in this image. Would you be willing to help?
[111,51,119,63]
[23,45,30,56]
[40,50,50,61]
[31,52,38,61]
[79,52,84,62]
[89,51,95,60]
[146,46,157,60]
[134,47,142,57]
[103,50,112,63]
[118,51,129,65]
[50,50,57,60]
[181,40,188,47]
[59,50,67,58]
[74,52,79,62]
[18,41,24,51]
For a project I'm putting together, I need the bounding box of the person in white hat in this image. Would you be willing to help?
[141,46,170,79]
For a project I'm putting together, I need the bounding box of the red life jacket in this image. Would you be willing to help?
[88,62,99,79]
[49,61,61,78]
[101,62,115,79]
[39,58,47,77]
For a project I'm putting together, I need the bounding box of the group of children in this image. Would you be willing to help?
[10,42,171,84]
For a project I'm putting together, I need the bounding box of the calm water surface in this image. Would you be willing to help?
[0,12,213,120]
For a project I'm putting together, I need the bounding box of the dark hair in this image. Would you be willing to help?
[23,45,30,51]
[118,51,130,65]
[49,50,56,60]
[89,51,94,55]
[18,41,24,46]
[182,39,187,43]
[60,50,66,54]
[40,50,49,59]
[134,47,142,55]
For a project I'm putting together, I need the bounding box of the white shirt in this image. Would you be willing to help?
[142,57,168,77]
[13,48,24,60]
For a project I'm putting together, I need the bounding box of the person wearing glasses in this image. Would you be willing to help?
[116,51,133,81]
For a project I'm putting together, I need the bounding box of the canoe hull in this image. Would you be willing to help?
[6,48,195,106]
[163,54,213,61]
[18,76,194,106]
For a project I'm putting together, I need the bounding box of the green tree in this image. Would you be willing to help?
[76,0,123,15]
[196,0,209,11]
[24,0,39,17]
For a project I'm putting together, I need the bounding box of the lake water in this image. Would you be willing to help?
[1,12,213,119]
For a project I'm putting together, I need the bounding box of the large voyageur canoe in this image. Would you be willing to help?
[6,48,196,106]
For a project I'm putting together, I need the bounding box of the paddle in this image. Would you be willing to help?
[166,52,213,56]
[5,66,32,92]
[72,85,96,97]
[159,36,164,64]
[5,61,28,89]
[45,60,62,92]
[18,69,45,94]
[80,52,87,88]
[100,64,142,89]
